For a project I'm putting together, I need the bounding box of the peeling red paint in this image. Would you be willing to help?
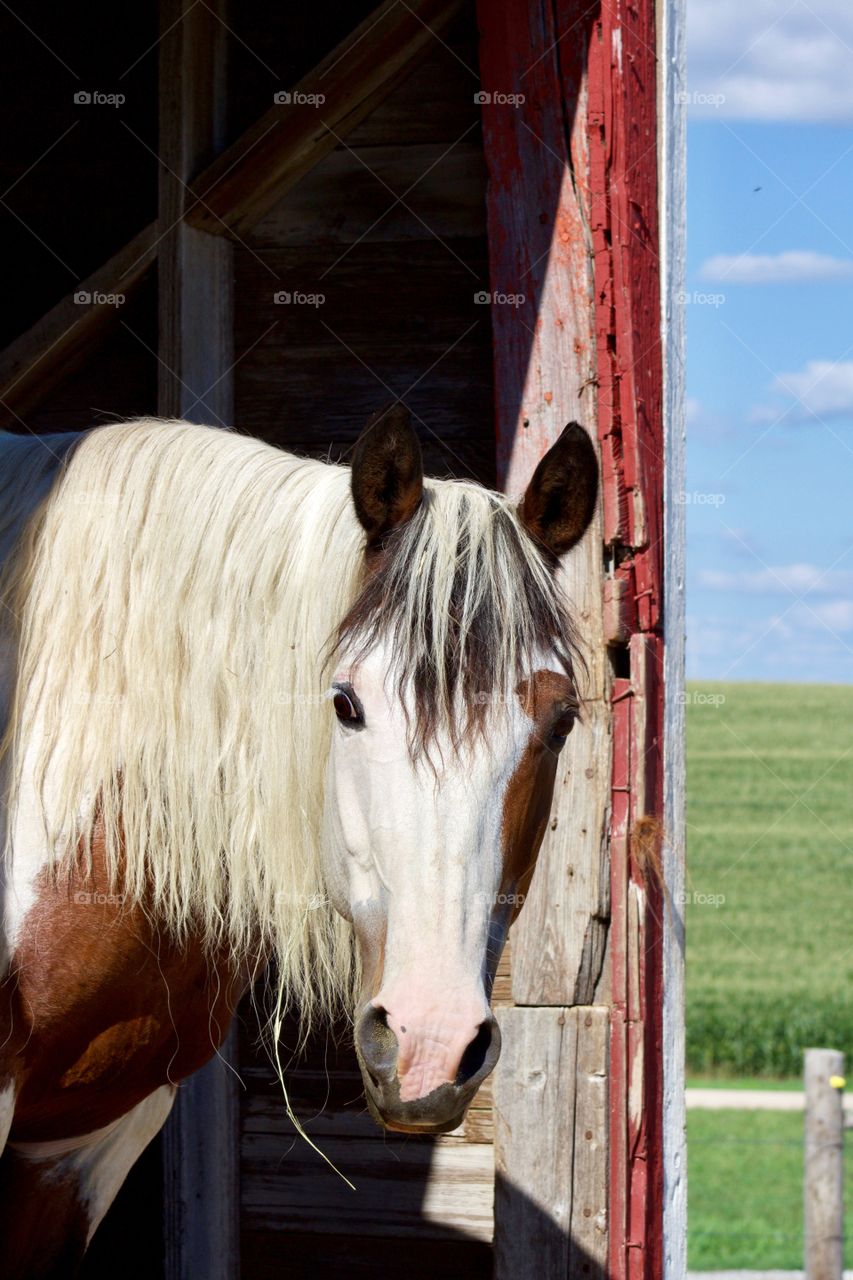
[479,0,666,1273]
[588,0,666,1273]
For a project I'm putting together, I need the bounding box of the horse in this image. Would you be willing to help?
[0,406,598,1276]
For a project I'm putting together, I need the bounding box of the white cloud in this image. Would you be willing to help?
[773,360,853,417]
[698,563,853,596]
[795,598,853,632]
[688,0,853,122]
[686,606,853,680]
[699,251,853,284]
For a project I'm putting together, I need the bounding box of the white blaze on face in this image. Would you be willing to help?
[322,642,537,1103]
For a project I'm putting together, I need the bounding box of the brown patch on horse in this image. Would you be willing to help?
[4,817,257,1144]
[500,669,579,918]
[58,1017,162,1089]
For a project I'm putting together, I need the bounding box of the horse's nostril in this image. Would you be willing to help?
[357,1004,399,1086]
[456,1017,500,1087]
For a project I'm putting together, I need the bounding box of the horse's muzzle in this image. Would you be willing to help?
[354,1003,502,1133]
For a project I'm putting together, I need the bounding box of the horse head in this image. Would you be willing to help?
[322,407,598,1133]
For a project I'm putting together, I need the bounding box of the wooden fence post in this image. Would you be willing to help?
[804,1047,845,1280]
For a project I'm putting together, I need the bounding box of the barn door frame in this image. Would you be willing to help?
[477,0,686,1275]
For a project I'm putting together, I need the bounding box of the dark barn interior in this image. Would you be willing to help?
[0,0,678,1273]
[1,4,500,1276]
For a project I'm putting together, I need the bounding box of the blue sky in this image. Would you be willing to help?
[686,0,853,681]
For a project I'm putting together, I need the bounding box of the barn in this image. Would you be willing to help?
[0,0,686,1276]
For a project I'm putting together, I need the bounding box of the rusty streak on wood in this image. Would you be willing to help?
[0,224,157,428]
[184,0,467,239]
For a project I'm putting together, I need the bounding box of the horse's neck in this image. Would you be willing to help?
[0,432,83,735]
[0,431,82,569]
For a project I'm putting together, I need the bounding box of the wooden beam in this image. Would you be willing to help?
[477,0,609,1008]
[157,0,233,424]
[493,1007,608,1280]
[660,0,688,1275]
[184,0,465,239]
[0,223,156,427]
[804,1048,845,1280]
[163,1029,240,1280]
[158,2,238,1276]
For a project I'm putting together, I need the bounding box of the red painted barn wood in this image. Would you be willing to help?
[0,0,681,1270]
[587,1,666,1273]
[478,0,667,1276]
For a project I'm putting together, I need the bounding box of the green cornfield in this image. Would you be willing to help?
[686,681,853,1077]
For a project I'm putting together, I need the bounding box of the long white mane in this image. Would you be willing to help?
[0,419,576,1026]
[2,421,364,1021]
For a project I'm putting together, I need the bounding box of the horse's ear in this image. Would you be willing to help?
[518,422,598,559]
[351,403,424,547]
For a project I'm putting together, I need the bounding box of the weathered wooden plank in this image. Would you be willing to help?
[607,679,633,1276]
[344,21,480,146]
[158,4,238,1277]
[493,1006,609,1279]
[0,224,156,427]
[232,241,495,486]
[660,1,688,1275]
[186,0,466,238]
[248,143,486,247]
[241,1130,494,1241]
[569,1008,610,1273]
[477,0,610,1008]
[804,1048,845,1280]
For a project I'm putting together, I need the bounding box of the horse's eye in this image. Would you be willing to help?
[550,706,577,745]
[333,684,364,727]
